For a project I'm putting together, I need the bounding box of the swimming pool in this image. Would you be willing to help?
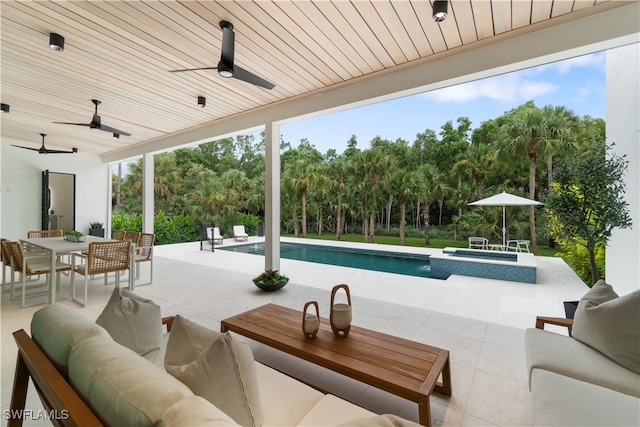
[217,242,431,278]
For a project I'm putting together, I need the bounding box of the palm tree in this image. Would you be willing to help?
[452,143,496,200]
[498,101,576,254]
[392,170,422,245]
[353,149,393,243]
[282,159,319,238]
[418,164,437,246]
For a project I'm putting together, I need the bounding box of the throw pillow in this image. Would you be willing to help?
[164,315,264,427]
[572,279,640,374]
[95,287,162,361]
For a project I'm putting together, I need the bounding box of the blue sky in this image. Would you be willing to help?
[277,52,606,155]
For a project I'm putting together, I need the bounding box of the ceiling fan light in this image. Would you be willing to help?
[49,33,65,51]
[197,96,206,107]
[218,61,234,78]
[432,0,448,22]
[1,103,9,113]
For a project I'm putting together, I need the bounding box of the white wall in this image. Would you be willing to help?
[0,139,109,240]
[605,43,640,295]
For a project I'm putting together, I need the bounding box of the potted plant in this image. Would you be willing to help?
[253,269,289,291]
[64,230,85,243]
[89,222,105,237]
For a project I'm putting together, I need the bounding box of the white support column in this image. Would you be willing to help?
[142,153,154,233]
[605,43,640,294]
[265,122,281,271]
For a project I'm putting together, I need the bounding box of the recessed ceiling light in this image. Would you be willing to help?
[0,103,9,113]
[49,33,65,51]
[198,96,206,108]
[433,1,448,23]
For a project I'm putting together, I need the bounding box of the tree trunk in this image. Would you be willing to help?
[438,198,444,226]
[291,207,300,238]
[317,208,323,235]
[301,192,307,238]
[423,202,431,246]
[362,219,368,242]
[335,193,343,241]
[368,214,376,243]
[587,240,600,285]
[529,155,539,255]
[400,200,406,245]
[386,195,393,232]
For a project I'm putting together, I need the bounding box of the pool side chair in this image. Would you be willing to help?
[468,237,488,250]
[71,240,132,307]
[207,227,224,245]
[7,241,72,308]
[233,225,249,242]
[132,232,155,288]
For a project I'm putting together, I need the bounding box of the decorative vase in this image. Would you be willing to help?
[330,284,352,337]
[302,301,320,339]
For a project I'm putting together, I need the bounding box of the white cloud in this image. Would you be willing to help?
[553,52,605,74]
[423,74,558,103]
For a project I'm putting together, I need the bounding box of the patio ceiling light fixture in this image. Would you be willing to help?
[1,103,9,113]
[49,33,65,51]
[197,96,206,108]
[432,1,448,23]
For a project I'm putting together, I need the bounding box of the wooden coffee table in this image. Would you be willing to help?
[221,303,452,426]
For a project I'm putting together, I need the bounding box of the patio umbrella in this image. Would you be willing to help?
[468,191,543,246]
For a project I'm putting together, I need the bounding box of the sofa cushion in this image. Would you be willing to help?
[31,303,111,377]
[255,362,324,426]
[96,287,162,361]
[159,395,240,427]
[525,328,640,397]
[69,334,192,427]
[297,394,376,426]
[572,280,640,374]
[531,369,640,426]
[164,315,264,427]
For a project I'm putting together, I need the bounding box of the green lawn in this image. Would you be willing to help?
[285,233,560,257]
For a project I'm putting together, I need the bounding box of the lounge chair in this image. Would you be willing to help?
[233,225,249,242]
[468,237,488,250]
[207,227,224,245]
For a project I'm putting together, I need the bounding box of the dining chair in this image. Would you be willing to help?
[71,240,132,307]
[27,230,64,238]
[124,231,141,246]
[7,241,72,308]
[112,230,126,240]
[133,233,155,287]
[1,238,14,291]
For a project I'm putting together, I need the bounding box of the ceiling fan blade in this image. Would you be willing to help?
[169,67,219,73]
[11,144,41,152]
[53,122,90,127]
[44,148,78,154]
[233,65,275,90]
[99,124,132,136]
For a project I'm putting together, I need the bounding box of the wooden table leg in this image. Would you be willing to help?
[418,395,432,427]
[434,353,452,396]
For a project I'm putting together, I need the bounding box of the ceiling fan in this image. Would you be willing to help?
[54,99,132,136]
[12,133,78,154]
[169,21,275,90]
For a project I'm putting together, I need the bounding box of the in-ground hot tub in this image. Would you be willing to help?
[429,247,537,283]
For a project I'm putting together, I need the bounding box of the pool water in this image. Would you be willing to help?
[218,242,431,278]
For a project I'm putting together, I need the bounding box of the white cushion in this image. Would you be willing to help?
[572,280,640,374]
[96,287,162,361]
[164,315,264,427]
[525,328,640,397]
[531,369,640,426]
[68,334,192,427]
[31,303,111,377]
[338,414,421,427]
[297,394,376,426]
[159,395,240,427]
[255,362,324,426]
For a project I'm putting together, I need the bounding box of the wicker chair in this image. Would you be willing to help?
[132,233,155,287]
[27,230,64,238]
[7,241,72,308]
[70,240,132,307]
[112,230,126,240]
[1,239,13,290]
[124,231,141,245]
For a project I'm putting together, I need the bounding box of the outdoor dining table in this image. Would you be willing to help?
[19,235,126,305]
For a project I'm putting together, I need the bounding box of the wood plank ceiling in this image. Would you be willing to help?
[0,0,620,156]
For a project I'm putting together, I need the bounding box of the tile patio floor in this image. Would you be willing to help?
[1,237,588,426]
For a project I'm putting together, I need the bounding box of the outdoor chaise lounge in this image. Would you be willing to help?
[233,225,249,242]
[207,227,224,245]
